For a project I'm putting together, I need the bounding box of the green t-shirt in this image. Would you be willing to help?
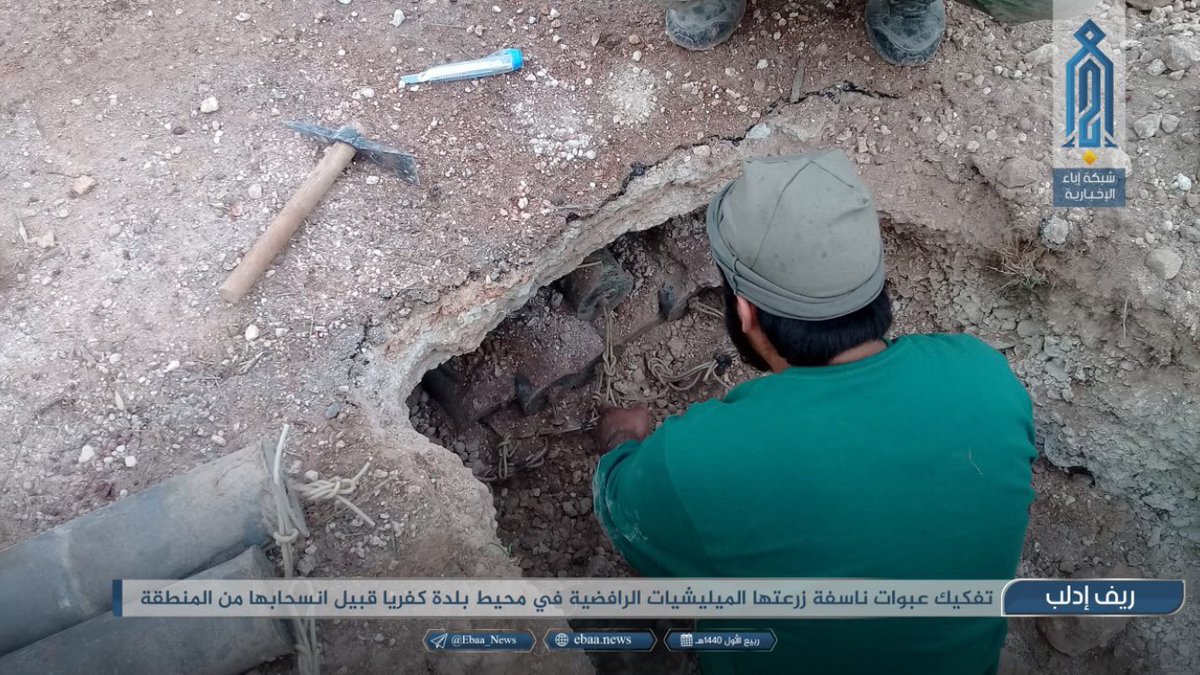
[593,334,1036,675]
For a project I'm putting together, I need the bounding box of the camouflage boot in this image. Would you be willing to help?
[661,0,747,50]
[865,0,946,66]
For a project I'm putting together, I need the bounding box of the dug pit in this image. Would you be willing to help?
[406,209,1046,578]
[409,212,747,580]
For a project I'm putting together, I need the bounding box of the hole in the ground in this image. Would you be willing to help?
[407,208,1032,579]
[408,210,753,577]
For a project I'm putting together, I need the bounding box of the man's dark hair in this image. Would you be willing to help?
[721,276,893,370]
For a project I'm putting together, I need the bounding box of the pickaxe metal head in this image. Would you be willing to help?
[284,121,419,185]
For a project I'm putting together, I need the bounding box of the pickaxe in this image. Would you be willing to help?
[219,122,418,303]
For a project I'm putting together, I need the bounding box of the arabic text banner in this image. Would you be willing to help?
[115,578,1185,619]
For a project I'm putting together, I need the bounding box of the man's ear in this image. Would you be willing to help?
[736,296,760,334]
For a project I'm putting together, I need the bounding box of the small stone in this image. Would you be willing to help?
[199,96,220,114]
[563,501,578,517]
[1133,113,1162,139]
[247,183,263,199]
[304,469,320,482]
[325,402,342,419]
[1146,59,1167,76]
[631,50,642,62]
[78,445,96,464]
[33,230,55,249]
[666,336,686,358]
[1041,216,1069,248]
[966,140,981,153]
[997,156,1039,189]
[124,455,138,468]
[756,59,769,69]
[691,144,712,157]
[1016,319,1044,338]
[365,175,381,185]
[628,34,641,45]
[1145,248,1183,280]
[549,7,560,18]
[1173,174,1192,192]
[211,434,227,446]
[235,12,251,21]
[390,9,405,26]
[72,175,97,196]
[745,123,772,139]
[1160,115,1180,134]
[244,324,261,341]
[165,360,181,372]
[359,87,375,98]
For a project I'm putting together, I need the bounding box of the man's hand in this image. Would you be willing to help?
[595,406,652,452]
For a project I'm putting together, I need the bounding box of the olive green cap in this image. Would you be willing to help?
[705,150,886,320]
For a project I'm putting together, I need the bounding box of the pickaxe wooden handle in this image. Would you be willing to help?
[219,140,358,303]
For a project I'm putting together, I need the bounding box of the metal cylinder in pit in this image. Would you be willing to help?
[561,249,633,321]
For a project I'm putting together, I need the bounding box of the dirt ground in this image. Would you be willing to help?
[2,0,1198,672]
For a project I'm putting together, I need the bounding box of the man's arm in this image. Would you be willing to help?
[592,407,709,577]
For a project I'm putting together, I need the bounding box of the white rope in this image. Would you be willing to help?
[647,352,736,392]
[295,462,376,528]
[594,303,658,408]
[270,424,320,675]
[691,299,725,320]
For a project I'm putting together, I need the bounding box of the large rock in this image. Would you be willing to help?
[1127,0,1170,10]
[1040,215,1069,249]
[1038,614,1131,656]
[998,156,1040,189]
[1145,248,1183,280]
[1024,44,1057,67]
[1133,113,1162,140]
[1035,566,1135,656]
[1155,36,1200,72]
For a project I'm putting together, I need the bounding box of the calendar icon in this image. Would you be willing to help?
[679,633,694,648]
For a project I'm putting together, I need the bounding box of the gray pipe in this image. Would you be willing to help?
[0,442,304,655]
[0,547,295,675]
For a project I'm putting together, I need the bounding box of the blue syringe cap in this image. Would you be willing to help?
[501,48,524,72]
